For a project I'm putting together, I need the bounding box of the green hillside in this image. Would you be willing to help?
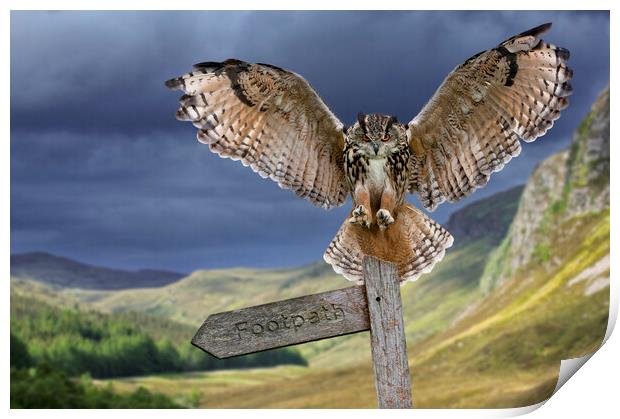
[66,263,343,326]
[481,88,610,293]
[10,291,306,380]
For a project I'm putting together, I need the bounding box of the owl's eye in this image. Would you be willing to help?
[364,134,371,141]
[382,134,391,142]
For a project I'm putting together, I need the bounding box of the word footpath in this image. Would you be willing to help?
[193,285,369,358]
[234,303,345,338]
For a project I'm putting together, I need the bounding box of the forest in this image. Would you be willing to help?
[11,294,307,379]
[10,293,308,408]
[11,333,182,408]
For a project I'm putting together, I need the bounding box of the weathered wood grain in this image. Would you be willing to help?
[363,256,413,409]
[192,285,369,358]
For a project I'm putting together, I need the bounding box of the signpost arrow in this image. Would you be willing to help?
[192,285,370,358]
[192,257,413,408]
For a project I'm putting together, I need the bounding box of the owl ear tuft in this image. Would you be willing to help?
[386,115,398,130]
[356,113,367,133]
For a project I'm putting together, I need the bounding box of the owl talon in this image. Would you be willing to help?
[352,205,367,218]
[349,205,371,228]
[377,209,395,230]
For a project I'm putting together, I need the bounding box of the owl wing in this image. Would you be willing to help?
[407,23,573,211]
[165,59,349,209]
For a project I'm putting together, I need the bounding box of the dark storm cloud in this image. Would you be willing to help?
[11,11,609,271]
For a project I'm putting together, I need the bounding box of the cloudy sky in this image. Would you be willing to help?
[10,11,609,272]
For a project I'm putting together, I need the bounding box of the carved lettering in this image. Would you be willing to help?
[322,305,333,320]
[332,304,344,319]
[308,311,320,323]
[292,315,304,330]
[232,302,346,338]
[280,314,292,329]
[235,321,248,339]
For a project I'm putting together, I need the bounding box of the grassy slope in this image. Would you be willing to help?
[10,290,199,345]
[99,210,609,408]
[410,211,609,407]
[65,263,344,325]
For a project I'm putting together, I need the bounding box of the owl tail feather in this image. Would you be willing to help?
[323,203,454,283]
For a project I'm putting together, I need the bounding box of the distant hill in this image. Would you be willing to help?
[10,252,186,290]
[445,185,524,246]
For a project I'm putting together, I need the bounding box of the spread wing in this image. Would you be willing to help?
[165,59,349,209]
[407,23,573,211]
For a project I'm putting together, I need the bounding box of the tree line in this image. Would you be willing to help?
[11,294,307,379]
[11,333,181,408]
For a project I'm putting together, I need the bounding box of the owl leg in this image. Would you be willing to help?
[348,186,371,228]
[377,187,396,230]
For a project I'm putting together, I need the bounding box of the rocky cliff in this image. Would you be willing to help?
[565,88,610,217]
[481,87,610,292]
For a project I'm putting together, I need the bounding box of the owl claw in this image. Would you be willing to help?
[348,205,371,228]
[377,209,395,230]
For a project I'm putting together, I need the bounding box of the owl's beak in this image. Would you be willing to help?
[372,142,380,155]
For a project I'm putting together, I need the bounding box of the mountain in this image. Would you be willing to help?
[445,185,524,246]
[481,87,610,292]
[10,252,186,290]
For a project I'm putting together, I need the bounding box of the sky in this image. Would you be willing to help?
[10,11,610,273]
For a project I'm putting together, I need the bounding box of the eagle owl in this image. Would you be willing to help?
[166,23,573,283]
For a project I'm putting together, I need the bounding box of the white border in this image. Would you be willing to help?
[4,2,616,418]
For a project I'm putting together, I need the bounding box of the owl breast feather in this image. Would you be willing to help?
[366,158,389,194]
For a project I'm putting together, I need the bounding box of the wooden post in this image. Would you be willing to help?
[192,256,414,409]
[363,256,413,409]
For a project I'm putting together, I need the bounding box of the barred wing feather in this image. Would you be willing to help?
[408,23,573,211]
[165,59,349,209]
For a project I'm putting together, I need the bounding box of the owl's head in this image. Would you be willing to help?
[345,113,408,158]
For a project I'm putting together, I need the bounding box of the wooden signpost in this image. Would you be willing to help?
[192,257,413,408]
